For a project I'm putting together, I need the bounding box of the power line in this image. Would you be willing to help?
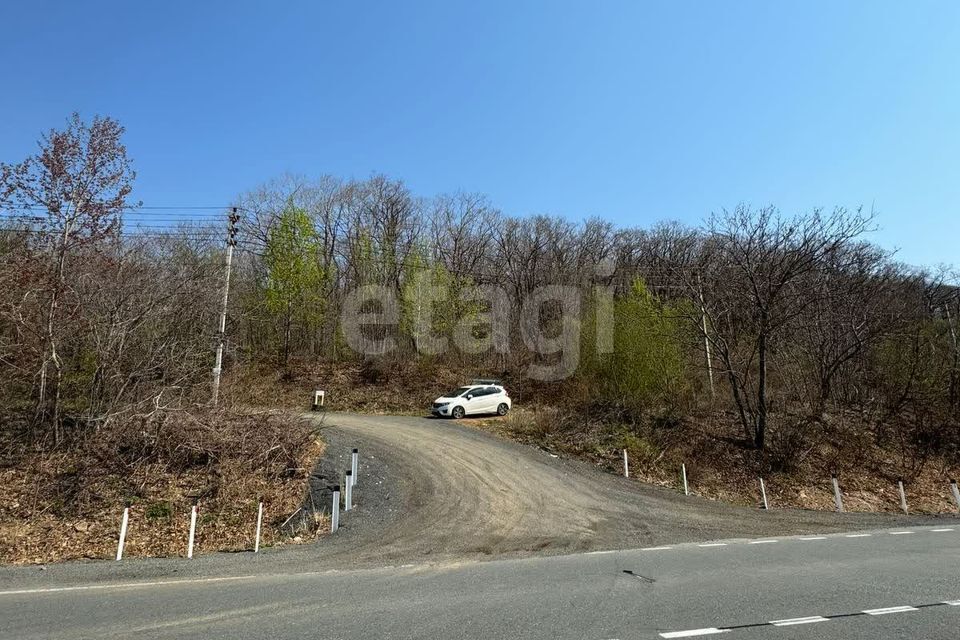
[1,205,240,211]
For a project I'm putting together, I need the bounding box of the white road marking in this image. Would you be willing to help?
[845,533,871,538]
[932,528,955,532]
[586,550,616,556]
[697,543,727,548]
[798,536,826,541]
[660,628,729,638]
[0,574,257,597]
[642,546,674,551]
[748,540,777,544]
[663,598,956,638]
[889,531,914,535]
[770,616,828,626]
[863,605,918,615]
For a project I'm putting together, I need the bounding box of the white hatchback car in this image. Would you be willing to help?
[431,383,511,419]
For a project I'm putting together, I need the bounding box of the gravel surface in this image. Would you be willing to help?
[298,413,952,566]
[0,411,954,590]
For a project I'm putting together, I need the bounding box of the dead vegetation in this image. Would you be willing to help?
[0,410,324,565]
[222,359,467,415]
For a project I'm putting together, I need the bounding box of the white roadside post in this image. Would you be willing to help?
[187,503,198,559]
[898,479,908,514]
[331,486,341,532]
[254,501,264,553]
[681,464,689,496]
[351,448,359,487]
[312,390,325,411]
[344,470,353,511]
[950,479,960,511]
[116,506,130,561]
[759,478,769,510]
[623,449,629,478]
[832,476,844,513]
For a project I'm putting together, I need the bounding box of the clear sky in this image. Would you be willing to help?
[1,1,958,267]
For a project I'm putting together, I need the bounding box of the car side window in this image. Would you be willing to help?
[484,386,498,395]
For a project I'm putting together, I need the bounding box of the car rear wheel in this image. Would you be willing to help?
[451,406,465,419]
[497,403,509,416]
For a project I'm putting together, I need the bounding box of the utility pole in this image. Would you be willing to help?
[946,299,959,407]
[697,273,715,398]
[212,207,240,406]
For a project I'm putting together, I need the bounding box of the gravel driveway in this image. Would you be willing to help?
[1,411,953,590]
[303,412,951,566]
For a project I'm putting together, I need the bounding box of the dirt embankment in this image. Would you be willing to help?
[0,410,325,565]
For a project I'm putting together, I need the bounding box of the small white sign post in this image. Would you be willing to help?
[116,507,130,561]
[187,504,198,559]
[344,471,353,511]
[331,486,341,532]
[254,501,264,553]
[950,479,960,511]
[832,476,844,513]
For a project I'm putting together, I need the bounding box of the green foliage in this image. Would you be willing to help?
[399,247,482,351]
[620,431,662,467]
[145,501,172,521]
[263,201,329,361]
[264,202,325,316]
[580,278,687,415]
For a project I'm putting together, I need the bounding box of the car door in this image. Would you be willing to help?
[462,387,485,415]
[486,386,504,412]
[477,386,498,413]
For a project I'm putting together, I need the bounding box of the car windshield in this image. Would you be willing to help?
[445,387,472,397]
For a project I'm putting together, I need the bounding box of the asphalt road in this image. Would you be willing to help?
[2,412,958,639]
[3,526,958,639]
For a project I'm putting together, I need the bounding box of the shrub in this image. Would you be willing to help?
[579,278,688,417]
[145,501,172,521]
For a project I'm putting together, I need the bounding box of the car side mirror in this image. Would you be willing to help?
[466,395,473,400]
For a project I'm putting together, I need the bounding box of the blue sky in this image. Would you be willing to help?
[1,1,958,267]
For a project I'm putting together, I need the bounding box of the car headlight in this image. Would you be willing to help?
[435,402,449,407]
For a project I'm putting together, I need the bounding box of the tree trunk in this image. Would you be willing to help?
[283,300,292,368]
[755,320,768,450]
[37,220,71,442]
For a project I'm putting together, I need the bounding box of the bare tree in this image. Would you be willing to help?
[0,113,136,439]
[694,205,874,448]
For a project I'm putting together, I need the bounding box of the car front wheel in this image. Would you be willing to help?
[451,406,465,419]
[497,403,509,416]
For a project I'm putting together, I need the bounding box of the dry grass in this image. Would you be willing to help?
[221,359,467,414]
[0,410,326,564]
